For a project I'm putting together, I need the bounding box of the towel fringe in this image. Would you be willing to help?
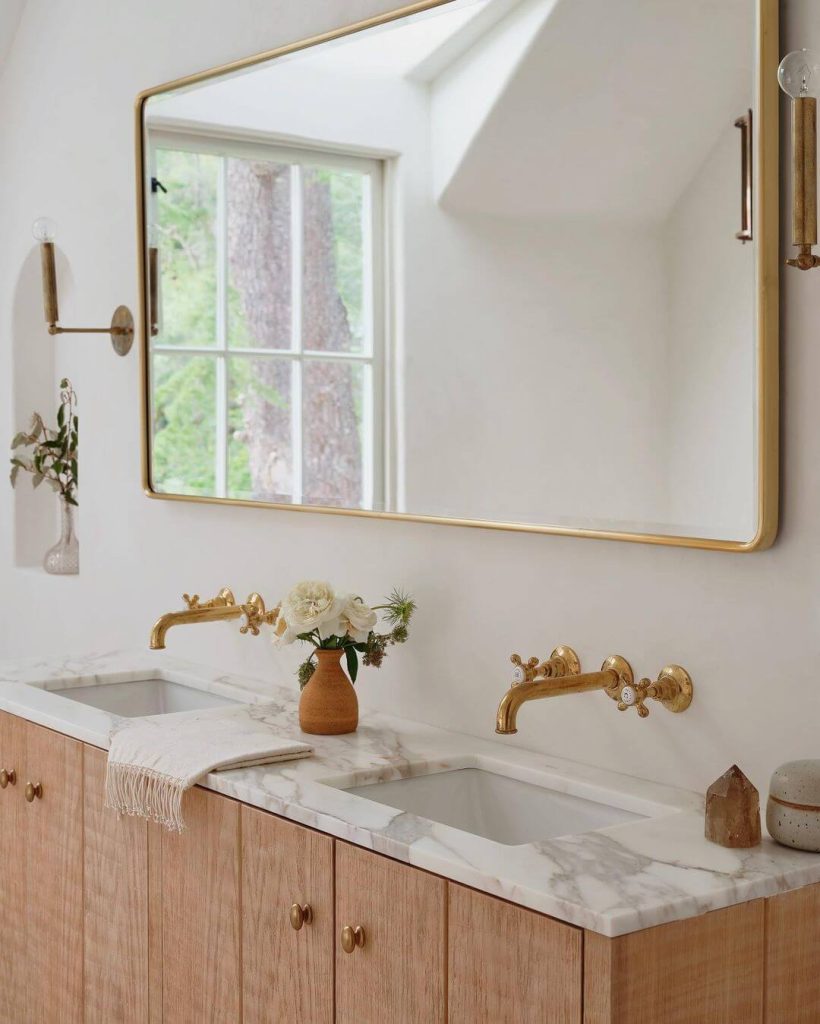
[105,761,188,833]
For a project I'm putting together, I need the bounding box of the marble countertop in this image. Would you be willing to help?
[1,650,819,937]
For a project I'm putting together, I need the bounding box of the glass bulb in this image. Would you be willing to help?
[32,216,57,243]
[778,50,820,99]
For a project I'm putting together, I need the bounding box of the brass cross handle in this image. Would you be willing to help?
[0,768,16,789]
[617,665,693,717]
[510,646,581,684]
[183,589,235,611]
[239,594,279,637]
[289,903,313,930]
[340,924,366,953]
[25,781,43,802]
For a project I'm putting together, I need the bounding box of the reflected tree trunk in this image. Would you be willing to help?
[227,160,362,507]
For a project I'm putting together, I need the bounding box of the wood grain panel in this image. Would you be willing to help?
[242,806,334,1024]
[0,712,26,1024]
[448,883,582,1023]
[160,786,241,1023]
[83,744,149,1024]
[765,883,820,1022]
[335,842,446,1024]
[23,720,85,1024]
[584,901,765,1024]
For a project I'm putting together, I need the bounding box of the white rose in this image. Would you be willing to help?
[340,595,377,642]
[273,580,346,645]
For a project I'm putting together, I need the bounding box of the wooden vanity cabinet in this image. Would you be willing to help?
[335,842,447,1024]
[83,746,149,1024]
[0,711,25,1024]
[4,713,820,1023]
[0,713,84,1024]
[241,805,334,1024]
[448,883,582,1023]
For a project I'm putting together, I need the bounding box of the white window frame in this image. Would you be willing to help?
[147,125,386,509]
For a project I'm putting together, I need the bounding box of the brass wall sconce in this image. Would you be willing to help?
[32,217,135,355]
[778,51,820,269]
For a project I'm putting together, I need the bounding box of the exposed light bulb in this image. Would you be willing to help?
[32,216,57,243]
[778,49,820,99]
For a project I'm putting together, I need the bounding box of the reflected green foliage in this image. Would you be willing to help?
[151,147,368,499]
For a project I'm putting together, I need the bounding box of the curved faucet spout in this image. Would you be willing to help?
[149,587,242,650]
[495,669,622,734]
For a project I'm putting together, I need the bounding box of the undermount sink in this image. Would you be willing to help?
[341,764,652,846]
[51,678,241,718]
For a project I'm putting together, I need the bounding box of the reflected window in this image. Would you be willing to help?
[149,133,383,509]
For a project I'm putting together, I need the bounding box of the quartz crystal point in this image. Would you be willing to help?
[705,764,761,848]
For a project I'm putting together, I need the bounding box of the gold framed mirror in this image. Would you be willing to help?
[135,0,779,551]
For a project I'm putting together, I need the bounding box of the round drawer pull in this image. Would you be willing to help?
[340,924,366,954]
[25,781,43,803]
[0,768,16,789]
[289,903,313,930]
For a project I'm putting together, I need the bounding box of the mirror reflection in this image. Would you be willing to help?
[142,0,766,542]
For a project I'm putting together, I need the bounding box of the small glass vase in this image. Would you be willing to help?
[43,496,79,576]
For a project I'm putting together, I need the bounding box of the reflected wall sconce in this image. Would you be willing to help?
[779,50,820,269]
[32,217,135,356]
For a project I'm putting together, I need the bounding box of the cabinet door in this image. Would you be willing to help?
[242,806,334,1024]
[83,744,149,1024]
[765,883,820,1022]
[21,719,85,1024]
[0,712,25,1024]
[584,901,764,1024]
[448,883,582,1023]
[335,843,446,1024]
[160,786,241,1023]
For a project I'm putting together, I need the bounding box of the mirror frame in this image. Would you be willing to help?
[134,0,779,551]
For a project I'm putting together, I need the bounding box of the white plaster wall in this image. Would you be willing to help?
[663,126,757,538]
[0,0,817,801]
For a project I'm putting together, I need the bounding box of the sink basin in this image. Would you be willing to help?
[342,765,649,845]
[51,678,241,718]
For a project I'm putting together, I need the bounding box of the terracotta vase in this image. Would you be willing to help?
[299,648,358,735]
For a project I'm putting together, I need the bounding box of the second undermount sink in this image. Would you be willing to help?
[51,678,241,717]
[339,762,659,846]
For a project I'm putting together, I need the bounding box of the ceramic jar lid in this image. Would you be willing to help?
[769,760,820,808]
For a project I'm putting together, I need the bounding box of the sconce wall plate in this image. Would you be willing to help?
[779,50,820,270]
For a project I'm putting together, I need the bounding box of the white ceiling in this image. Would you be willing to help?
[436,0,755,223]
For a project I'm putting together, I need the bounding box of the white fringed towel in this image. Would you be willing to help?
[105,708,312,832]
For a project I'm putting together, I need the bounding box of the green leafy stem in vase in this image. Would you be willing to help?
[10,378,78,507]
[271,581,416,688]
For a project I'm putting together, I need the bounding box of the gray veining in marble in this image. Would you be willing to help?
[1,650,819,937]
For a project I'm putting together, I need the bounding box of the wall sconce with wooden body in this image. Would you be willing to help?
[32,217,135,356]
[779,51,820,270]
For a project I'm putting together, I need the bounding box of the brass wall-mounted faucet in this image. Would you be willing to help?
[495,646,693,734]
[149,587,279,650]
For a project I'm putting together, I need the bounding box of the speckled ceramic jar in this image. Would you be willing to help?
[767,760,820,852]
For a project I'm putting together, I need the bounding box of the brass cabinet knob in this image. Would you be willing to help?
[24,781,42,803]
[289,903,313,930]
[0,768,16,789]
[340,924,366,954]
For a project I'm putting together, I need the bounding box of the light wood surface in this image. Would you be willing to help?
[765,882,820,1022]
[147,821,164,1024]
[83,745,149,1024]
[160,786,241,1023]
[335,842,447,1024]
[242,806,334,1024]
[584,901,764,1024]
[448,883,582,1023]
[22,720,85,1024]
[0,712,26,1024]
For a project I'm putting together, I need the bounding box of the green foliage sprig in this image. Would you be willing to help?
[296,588,416,690]
[10,378,78,506]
